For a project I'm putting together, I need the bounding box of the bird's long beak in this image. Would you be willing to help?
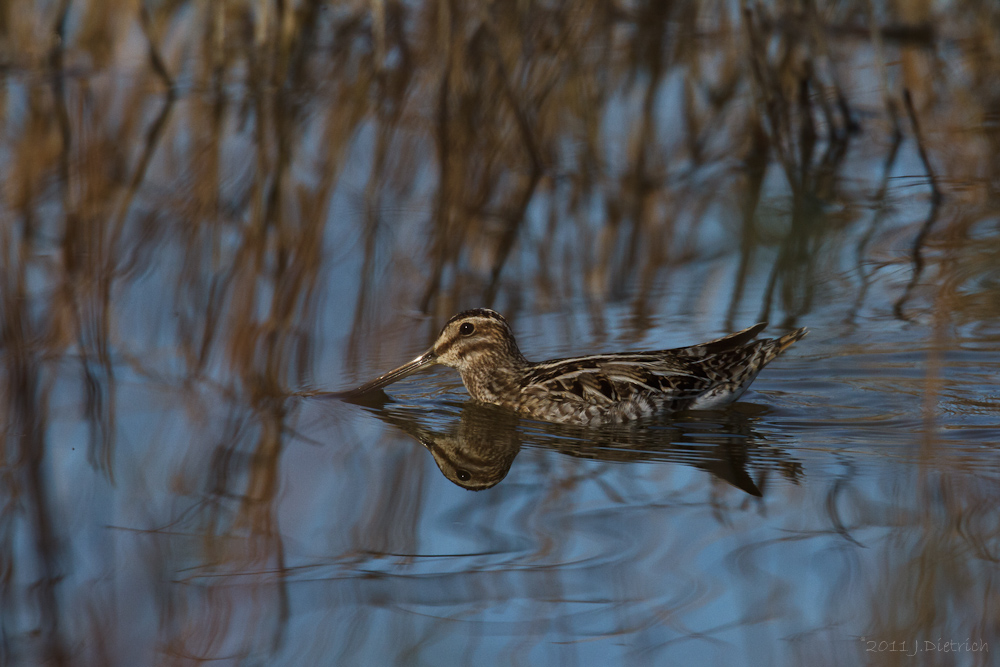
[341,349,438,397]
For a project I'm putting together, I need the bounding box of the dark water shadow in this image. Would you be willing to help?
[332,394,802,497]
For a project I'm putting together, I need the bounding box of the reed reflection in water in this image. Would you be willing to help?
[1,0,999,664]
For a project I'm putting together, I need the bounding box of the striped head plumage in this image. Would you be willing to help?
[344,309,807,427]
[433,309,527,372]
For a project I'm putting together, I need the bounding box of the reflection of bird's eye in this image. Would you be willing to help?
[457,469,471,481]
[459,322,475,336]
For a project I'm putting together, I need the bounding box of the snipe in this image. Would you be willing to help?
[344,309,807,427]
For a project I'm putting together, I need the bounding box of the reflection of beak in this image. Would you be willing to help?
[343,349,438,397]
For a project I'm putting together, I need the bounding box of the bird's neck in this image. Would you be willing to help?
[460,351,529,406]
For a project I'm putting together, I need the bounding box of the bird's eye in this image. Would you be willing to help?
[459,322,475,336]
[456,469,471,481]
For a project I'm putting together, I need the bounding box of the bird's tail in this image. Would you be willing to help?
[760,327,808,365]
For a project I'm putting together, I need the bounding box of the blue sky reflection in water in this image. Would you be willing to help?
[1,2,1000,665]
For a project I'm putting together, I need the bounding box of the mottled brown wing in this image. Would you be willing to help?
[515,323,803,420]
[666,322,769,358]
[520,356,710,406]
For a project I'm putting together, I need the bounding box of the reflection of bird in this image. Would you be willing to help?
[358,400,802,495]
[413,405,521,491]
[345,309,806,427]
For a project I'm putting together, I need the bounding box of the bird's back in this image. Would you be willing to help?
[511,323,807,426]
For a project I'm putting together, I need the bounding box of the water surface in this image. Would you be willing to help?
[1,2,999,665]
